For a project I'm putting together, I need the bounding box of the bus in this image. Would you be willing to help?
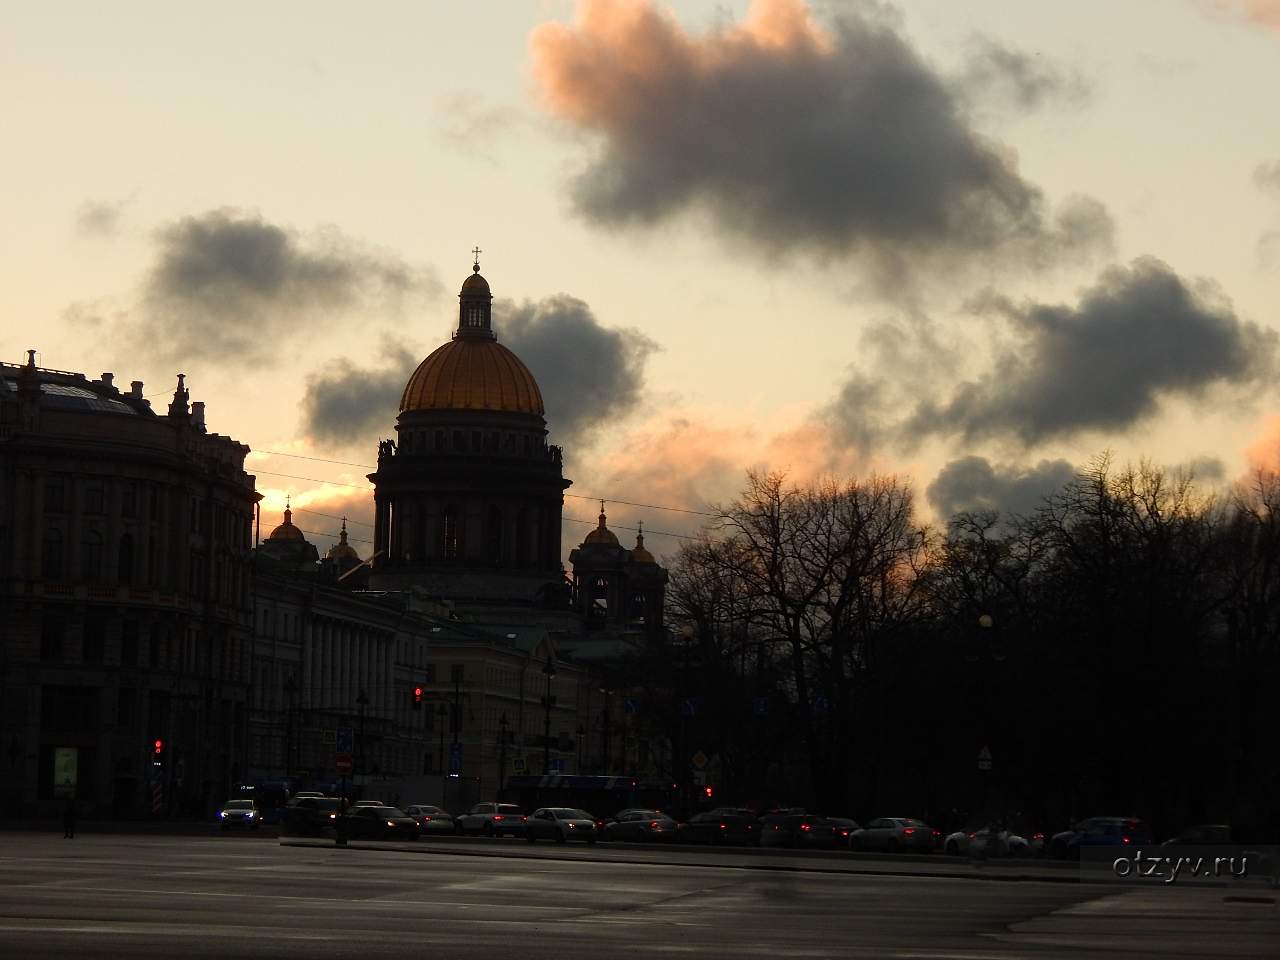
[500,775,676,819]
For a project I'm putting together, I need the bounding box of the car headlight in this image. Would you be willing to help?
[387,820,396,827]
[567,823,576,829]
[219,812,227,818]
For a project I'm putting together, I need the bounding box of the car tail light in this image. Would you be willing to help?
[493,815,504,821]
[967,832,976,840]
[596,821,604,829]
[521,816,528,822]
[1032,832,1044,841]
[719,823,727,830]
[1122,836,1131,845]
[423,816,433,821]
[932,830,940,837]
[650,821,659,828]
[800,823,812,832]
[903,827,916,836]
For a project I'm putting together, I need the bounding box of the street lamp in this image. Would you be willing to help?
[498,713,510,797]
[541,655,557,775]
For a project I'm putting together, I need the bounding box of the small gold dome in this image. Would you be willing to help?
[631,524,656,564]
[326,520,360,561]
[583,508,619,546]
[461,272,491,295]
[268,505,305,541]
[400,338,544,415]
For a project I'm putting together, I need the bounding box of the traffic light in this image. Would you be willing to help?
[153,739,164,765]
[704,785,713,799]
[412,686,424,710]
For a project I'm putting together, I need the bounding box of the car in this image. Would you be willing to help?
[526,807,599,844]
[218,799,262,830]
[341,805,420,841]
[944,824,1026,858]
[760,814,846,849]
[601,809,678,842]
[404,804,456,834]
[282,796,343,837]
[455,802,529,837]
[352,800,386,807]
[1162,824,1232,847]
[677,812,759,845]
[849,817,939,853]
[1049,817,1154,860]
[292,791,326,800]
[827,817,860,843]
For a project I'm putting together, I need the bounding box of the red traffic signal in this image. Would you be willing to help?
[703,786,713,798]
[153,738,164,756]
[412,686,424,710]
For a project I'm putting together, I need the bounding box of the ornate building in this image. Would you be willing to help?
[0,353,257,817]
[367,259,571,605]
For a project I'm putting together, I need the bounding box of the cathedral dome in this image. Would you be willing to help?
[400,339,544,415]
[399,258,544,416]
[325,520,360,561]
[268,505,305,541]
[583,507,620,547]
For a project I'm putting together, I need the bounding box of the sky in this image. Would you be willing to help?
[3,0,1279,560]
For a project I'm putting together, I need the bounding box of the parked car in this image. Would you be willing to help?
[601,809,678,842]
[1050,817,1154,859]
[341,805,419,841]
[944,824,1034,858]
[526,807,599,844]
[827,817,860,843]
[849,817,938,853]
[282,797,343,837]
[218,799,262,830]
[455,802,529,837]
[678,812,759,845]
[352,800,386,808]
[291,791,326,800]
[760,815,846,849]
[404,804,455,834]
[1162,824,1232,847]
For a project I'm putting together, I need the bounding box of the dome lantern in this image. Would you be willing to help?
[457,246,495,339]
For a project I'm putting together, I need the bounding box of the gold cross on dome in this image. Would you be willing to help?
[471,246,482,271]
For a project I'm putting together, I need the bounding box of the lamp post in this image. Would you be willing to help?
[498,713,510,797]
[541,655,557,775]
[436,702,448,807]
[356,689,369,798]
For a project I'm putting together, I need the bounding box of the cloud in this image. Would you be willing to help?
[498,295,657,449]
[529,0,1112,280]
[299,337,418,448]
[904,257,1275,446]
[927,456,1076,520]
[130,209,440,365]
[954,35,1090,112]
[1217,1,1280,30]
[298,295,656,451]
[1255,160,1280,194]
[76,198,129,237]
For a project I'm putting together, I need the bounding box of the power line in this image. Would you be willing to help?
[292,506,375,528]
[296,526,374,545]
[249,450,716,517]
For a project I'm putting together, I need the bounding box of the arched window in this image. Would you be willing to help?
[486,506,503,564]
[442,507,460,561]
[118,533,134,585]
[42,527,63,579]
[592,576,609,618]
[81,529,104,580]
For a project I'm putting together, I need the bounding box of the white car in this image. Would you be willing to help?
[455,802,528,837]
[404,804,455,834]
[525,807,599,844]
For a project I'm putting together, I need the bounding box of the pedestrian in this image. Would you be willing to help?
[62,798,76,839]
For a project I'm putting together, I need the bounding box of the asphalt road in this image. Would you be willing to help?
[0,832,1275,959]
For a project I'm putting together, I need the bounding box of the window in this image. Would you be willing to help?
[122,484,137,518]
[44,478,65,513]
[442,508,460,561]
[118,687,136,729]
[40,613,65,662]
[118,533,134,585]
[424,663,436,682]
[120,620,139,666]
[451,663,465,683]
[452,430,464,452]
[434,430,444,452]
[149,624,160,668]
[85,484,105,515]
[472,431,481,452]
[486,506,503,564]
[42,527,63,579]
[83,616,105,665]
[81,529,104,580]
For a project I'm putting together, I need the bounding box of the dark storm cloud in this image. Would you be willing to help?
[530,0,1112,278]
[954,36,1091,112]
[299,338,418,448]
[498,295,658,448]
[298,296,656,450]
[927,456,1076,520]
[905,257,1275,445]
[1255,160,1280,194]
[135,209,440,365]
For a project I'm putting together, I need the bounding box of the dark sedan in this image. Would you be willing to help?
[404,804,455,834]
[678,812,759,845]
[601,809,678,842]
[282,797,343,837]
[760,815,846,849]
[341,805,420,841]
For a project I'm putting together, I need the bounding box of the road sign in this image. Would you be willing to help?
[53,747,77,799]
[336,726,354,775]
[549,758,565,773]
[692,770,707,786]
[335,756,353,775]
[977,745,993,771]
[512,757,527,774]
[321,729,336,745]
[690,750,708,770]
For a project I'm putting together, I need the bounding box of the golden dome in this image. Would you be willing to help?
[461,272,491,295]
[630,524,656,564]
[583,507,619,546]
[326,520,360,561]
[268,505,305,541]
[400,337,544,415]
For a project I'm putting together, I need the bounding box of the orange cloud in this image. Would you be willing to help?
[1245,415,1280,472]
[1219,1,1280,30]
